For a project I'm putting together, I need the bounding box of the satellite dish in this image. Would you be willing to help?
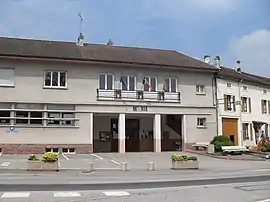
[204,56,211,64]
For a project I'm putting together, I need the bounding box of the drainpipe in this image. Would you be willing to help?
[212,71,220,137]
[237,79,243,146]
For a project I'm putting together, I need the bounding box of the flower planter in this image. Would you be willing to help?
[171,160,199,170]
[27,161,59,172]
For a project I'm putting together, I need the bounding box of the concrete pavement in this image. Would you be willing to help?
[0,181,269,202]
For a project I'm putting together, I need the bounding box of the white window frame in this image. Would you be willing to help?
[196,85,205,94]
[242,97,248,112]
[0,68,15,87]
[262,100,267,114]
[242,123,249,140]
[44,71,67,88]
[99,74,114,90]
[143,76,157,92]
[121,75,136,91]
[47,112,76,126]
[164,77,177,93]
[62,148,76,154]
[197,118,207,128]
[225,94,234,111]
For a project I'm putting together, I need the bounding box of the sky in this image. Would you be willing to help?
[0,0,270,76]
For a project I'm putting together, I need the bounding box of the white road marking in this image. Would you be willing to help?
[248,169,270,172]
[92,154,103,160]
[53,192,81,197]
[254,199,270,202]
[111,159,121,165]
[61,153,69,160]
[0,162,10,167]
[103,191,130,196]
[1,192,30,198]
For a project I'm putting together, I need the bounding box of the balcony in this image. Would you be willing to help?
[96,89,181,103]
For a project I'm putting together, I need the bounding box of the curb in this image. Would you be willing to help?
[186,150,267,161]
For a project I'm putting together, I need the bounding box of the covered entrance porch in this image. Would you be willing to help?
[93,113,183,153]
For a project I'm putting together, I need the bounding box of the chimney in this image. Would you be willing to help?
[77,32,84,47]
[214,56,221,68]
[236,60,241,72]
[204,55,211,64]
[107,38,114,46]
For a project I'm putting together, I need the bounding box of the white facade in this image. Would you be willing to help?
[217,77,270,146]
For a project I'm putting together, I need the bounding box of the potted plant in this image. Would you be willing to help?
[27,154,41,170]
[40,152,59,171]
[27,152,59,171]
[171,154,199,170]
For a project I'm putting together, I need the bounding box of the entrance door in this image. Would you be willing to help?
[222,118,238,145]
[126,119,140,152]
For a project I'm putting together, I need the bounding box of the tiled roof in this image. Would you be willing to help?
[0,37,217,71]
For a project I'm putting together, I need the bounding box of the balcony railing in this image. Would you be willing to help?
[96,89,181,103]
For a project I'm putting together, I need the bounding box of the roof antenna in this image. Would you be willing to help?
[77,13,87,46]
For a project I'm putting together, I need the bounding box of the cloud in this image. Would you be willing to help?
[228,29,270,76]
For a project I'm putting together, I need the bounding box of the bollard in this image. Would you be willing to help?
[120,162,128,171]
[147,162,155,171]
[88,162,94,172]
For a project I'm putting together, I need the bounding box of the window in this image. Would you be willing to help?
[242,86,248,91]
[164,78,177,92]
[46,148,59,153]
[14,103,43,125]
[120,75,135,91]
[0,111,10,125]
[261,100,267,114]
[99,74,113,90]
[0,68,15,87]
[242,123,249,140]
[197,118,206,127]
[226,83,232,87]
[48,112,75,126]
[15,111,43,125]
[241,97,251,113]
[241,97,247,112]
[263,89,267,94]
[44,71,67,88]
[143,76,157,92]
[224,94,235,111]
[196,85,205,94]
[62,148,76,154]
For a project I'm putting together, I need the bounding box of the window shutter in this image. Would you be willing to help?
[261,100,264,113]
[241,97,244,112]
[248,98,252,113]
[268,101,270,114]
[224,94,228,111]
[265,124,269,138]
[242,123,245,140]
[250,123,253,141]
[233,95,236,111]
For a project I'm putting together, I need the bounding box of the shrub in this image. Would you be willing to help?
[210,135,234,152]
[171,154,197,161]
[265,144,270,152]
[41,152,58,162]
[28,154,38,161]
[187,156,198,161]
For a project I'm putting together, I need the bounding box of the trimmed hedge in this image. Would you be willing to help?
[41,152,58,162]
[210,136,234,152]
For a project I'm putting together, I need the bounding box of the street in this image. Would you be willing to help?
[0,181,269,202]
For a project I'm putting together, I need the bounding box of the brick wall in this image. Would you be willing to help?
[0,144,92,154]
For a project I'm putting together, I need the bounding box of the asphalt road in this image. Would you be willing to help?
[0,175,269,192]
[0,181,269,202]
